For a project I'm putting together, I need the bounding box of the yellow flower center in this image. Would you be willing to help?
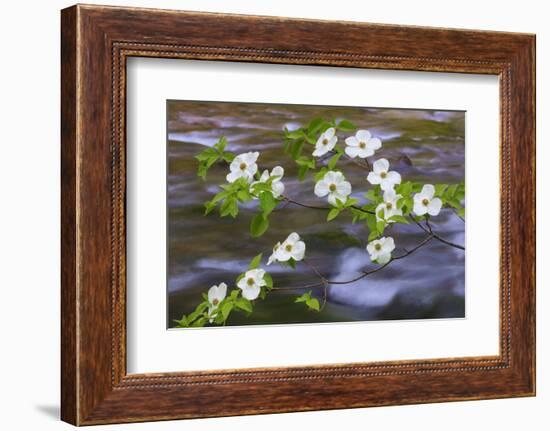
[285,244,293,252]
[329,183,337,192]
[422,198,429,206]
[380,171,387,179]
[247,278,255,286]
[386,202,392,210]
[375,243,382,251]
[322,138,329,145]
[239,162,247,170]
[359,142,366,149]
[212,298,219,306]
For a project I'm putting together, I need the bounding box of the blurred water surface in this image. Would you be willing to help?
[167,101,465,327]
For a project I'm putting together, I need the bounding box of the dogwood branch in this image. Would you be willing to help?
[281,195,464,250]
[272,234,434,292]
[409,215,465,250]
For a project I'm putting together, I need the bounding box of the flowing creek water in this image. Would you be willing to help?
[167,101,465,327]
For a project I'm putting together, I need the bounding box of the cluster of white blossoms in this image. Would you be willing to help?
[251,166,285,197]
[313,128,383,159]
[237,268,267,300]
[268,232,306,265]
[226,151,286,199]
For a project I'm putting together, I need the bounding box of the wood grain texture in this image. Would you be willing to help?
[60,4,536,425]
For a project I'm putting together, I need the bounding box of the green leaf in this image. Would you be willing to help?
[307,118,325,135]
[298,165,309,181]
[250,213,269,237]
[365,213,377,233]
[368,230,379,241]
[365,189,379,203]
[220,197,238,218]
[237,189,252,203]
[344,197,359,208]
[446,184,459,198]
[306,297,321,311]
[204,200,217,215]
[376,220,386,234]
[263,272,273,289]
[314,167,329,182]
[222,152,235,162]
[389,215,409,224]
[446,198,462,209]
[434,184,449,197]
[327,152,342,170]
[259,191,279,216]
[285,129,304,140]
[213,136,228,153]
[235,298,253,313]
[457,207,465,217]
[336,119,356,132]
[327,208,340,221]
[295,291,320,311]
[296,156,316,169]
[220,302,233,320]
[249,253,263,270]
[397,181,413,198]
[290,139,305,160]
[295,291,312,303]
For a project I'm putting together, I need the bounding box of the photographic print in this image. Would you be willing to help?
[167,100,466,328]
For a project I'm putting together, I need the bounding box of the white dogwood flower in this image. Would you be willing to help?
[207,282,227,310]
[366,236,395,265]
[312,127,337,157]
[269,232,306,264]
[314,170,352,206]
[267,242,281,265]
[375,189,403,223]
[237,268,266,300]
[367,159,402,191]
[226,151,259,183]
[413,184,442,216]
[344,130,382,159]
[251,166,285,197]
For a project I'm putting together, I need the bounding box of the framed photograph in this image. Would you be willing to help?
[61,4,536,425]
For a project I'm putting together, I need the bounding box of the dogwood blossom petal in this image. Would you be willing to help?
[290,241,306,261]
[427,198,442,216]
[421,184,435,199]
[373,158,389,174]
[336,180,351,196]
[267,242,281,265]
[314,180,329,197]
[241,285,261,300]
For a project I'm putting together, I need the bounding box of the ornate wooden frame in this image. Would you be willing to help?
[61,4,536,425]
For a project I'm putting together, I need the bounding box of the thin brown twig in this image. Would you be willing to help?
[272,234,434,292]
